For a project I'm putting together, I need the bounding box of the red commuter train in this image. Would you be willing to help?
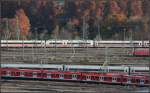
[0,68,149,86]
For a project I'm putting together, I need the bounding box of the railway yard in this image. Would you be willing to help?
[1,47,149,65]
[1,46,150,93]
[2,80,149,93]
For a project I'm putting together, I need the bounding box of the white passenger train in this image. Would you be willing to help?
[1,64,149,75]
[1,40,149,48]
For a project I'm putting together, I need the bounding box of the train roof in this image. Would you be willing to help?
[1,64,62,68]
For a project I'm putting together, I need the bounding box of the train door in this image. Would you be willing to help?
[124,67,129,73]
[138,41,142,47]
[127,78,131,84]
[90,40,94,47]
[59,74,64,79]
[140,79,145,85]
[72,74,77,80]
[112,77,117,83]
[32,72,37,78]
[99,76,104,82]
[20,72,24,77]
[86,76,91,81]
[58,67,62,71]
[6,71,11,76]
[62,41,68,47]
[95,41,98,47]
[47,74,51,79]
[130,68,135,74]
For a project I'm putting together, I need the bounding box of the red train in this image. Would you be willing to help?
[0,68,149,86]
[129,49,149,57]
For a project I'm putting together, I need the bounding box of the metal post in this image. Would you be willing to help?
[16,16,20,40]
[55,31,57,58]
[0,28,2,91]
[44,39,47,64]
[22,40,24,60]
[32,40,34,64]
[103,47,108,66]
[97,18,102,40]
[148,18,150,92]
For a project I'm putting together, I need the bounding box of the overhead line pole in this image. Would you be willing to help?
[0,24,1,93]
[148,16,150,92]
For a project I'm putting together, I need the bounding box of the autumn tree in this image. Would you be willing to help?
[15,8,30,40]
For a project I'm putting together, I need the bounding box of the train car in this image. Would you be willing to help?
[46,40,67,47]
[1,64,63,71]
[64,65,102,72]
[107,66,129,74]
[1,40,45,48]
[46,40,93,48]
[130,50,149,57]
[93,40,149,48]
[121,75,149,86]
[130,67,149,75]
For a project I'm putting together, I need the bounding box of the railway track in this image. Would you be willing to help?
[1,47,148,65]
[1,79,148,93]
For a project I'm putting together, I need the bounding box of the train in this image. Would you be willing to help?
[0,68,149,86]
[1,64,149,75]
[129,49,149,57]
[1,40,149,48]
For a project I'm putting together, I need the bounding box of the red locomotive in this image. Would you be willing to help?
[0,68,149,86]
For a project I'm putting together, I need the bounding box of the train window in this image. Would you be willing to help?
[25,72,32,76]
[131,78,136,83]
[72,74,77,78]
[37,73,42,77]
[10,72,20,76]
[64,74,71,79]
[117,78,121,82]
[76,75,80,79]
[123,78,127,82]
[91,76,95,80]
[95,76,99,80]
[136,79,140,83]
[86,76,91,80]
[107,77,112,81]
[11,72,15,76]
[2,71,7,75]
[16,72,20,76]
[51,74,59,77]
[145,80,149,84]
[43,73,47,77]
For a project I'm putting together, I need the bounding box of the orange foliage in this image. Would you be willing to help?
[15,9,30,39]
